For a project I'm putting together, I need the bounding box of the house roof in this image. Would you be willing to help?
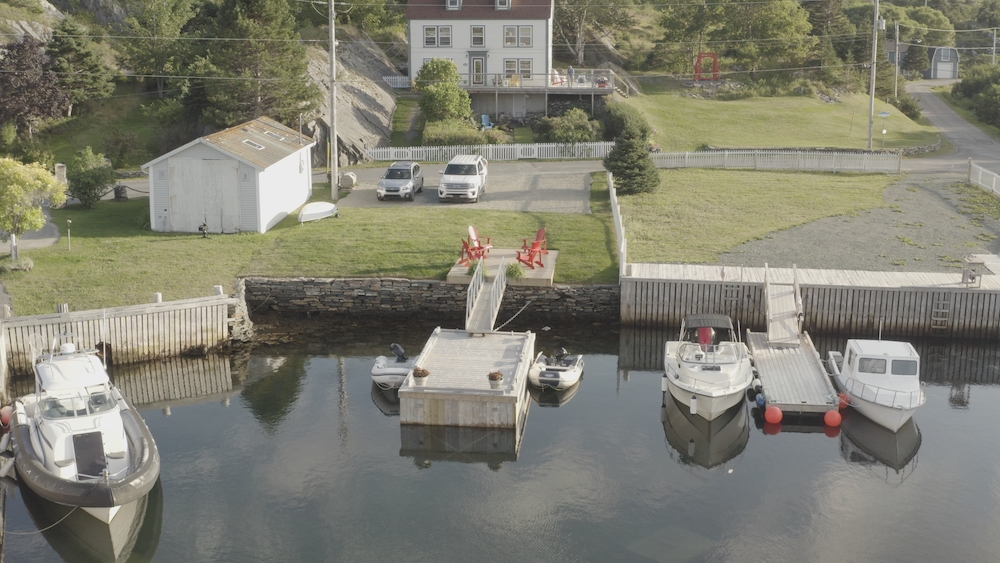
[407,0,553,21]
[142,116,315,172]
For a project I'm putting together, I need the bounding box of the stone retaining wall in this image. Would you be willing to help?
[242,277,620,321]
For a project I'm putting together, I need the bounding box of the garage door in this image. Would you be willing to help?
[168,158,240,233]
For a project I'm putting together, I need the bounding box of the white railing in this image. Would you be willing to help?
[367,142,614,162]
[793,263,803,332]
[652,149,901,174]
[969,162,1000,195]
[382,75,412,89]
[608,171,627,278]
[843,378,927,409]
[465,258,485,330]
[763,262,771,328]
[487,257,508,330]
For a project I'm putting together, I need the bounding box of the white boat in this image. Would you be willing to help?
[662,314,755,421]
[527,348,584,390]
[8,335,160,524]
[826,339,925,432]
[371,343,418,389]
[298,201,340,223]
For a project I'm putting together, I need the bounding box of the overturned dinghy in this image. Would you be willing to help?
[298,201,340,223]
[8,335,160,524]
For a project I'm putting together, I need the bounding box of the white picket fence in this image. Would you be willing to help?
[651,149,901,174]
[366,142,615,162]
[607,172,628,278]
[969,162,1000,195]
[383,75,412,89]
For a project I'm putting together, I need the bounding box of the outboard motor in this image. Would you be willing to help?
[555,347,568,364]
[390,343,408,363]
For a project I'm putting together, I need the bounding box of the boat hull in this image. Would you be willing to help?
[527,355,584,390]
[298,202,339,223]
[371,355,417,389]
[11,395,160,520]
[837,386,918,432]
[662,376,747,421]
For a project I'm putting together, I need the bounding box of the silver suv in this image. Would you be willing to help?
[377,161,424,201]
[438,155,488,203]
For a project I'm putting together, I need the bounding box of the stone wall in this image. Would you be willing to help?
[242,277,620,322]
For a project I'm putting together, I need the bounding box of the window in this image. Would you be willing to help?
[505,58,532,79]
[424,26,451,47]
[504,25,531,47]
[857,357,886,374]
[891,360,918,375]
[519,59,532,79]
[940,49,951,62]
[447,0,460,9]
[496,0,510,9]
[471,26,485,47]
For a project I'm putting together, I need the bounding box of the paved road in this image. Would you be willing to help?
[904,79,1000,173]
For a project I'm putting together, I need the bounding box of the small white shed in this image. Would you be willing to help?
[928,47,960,80]
[141,117,316,234]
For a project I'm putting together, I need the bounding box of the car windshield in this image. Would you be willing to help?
[445,164,477,175]
[385,169,411,180]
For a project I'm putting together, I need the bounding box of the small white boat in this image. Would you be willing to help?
[371,343,418,389]
[8,335,160,524]
[528,348,584,390]
[662,314,755,421]
[298,201,340,223]
[827,339,925,432]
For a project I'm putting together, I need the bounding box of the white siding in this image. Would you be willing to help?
[409,19,550,86]
[238,163,258,233]
[150,162,171,232]
[257,148,312,232]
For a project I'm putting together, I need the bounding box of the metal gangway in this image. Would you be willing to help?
[465,257,508,334]
[764,263,803,347]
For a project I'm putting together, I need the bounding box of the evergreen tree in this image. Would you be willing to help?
[193,0,319,128]
[901,45,930,74]
[46,20,115,116]
[0,37,69,139]
[603,129,659,195]
[119,0,195,98]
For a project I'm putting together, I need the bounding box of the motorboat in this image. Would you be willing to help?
[527,379,582,407]
[297,201,340,223]
[839,409,921,478]
[662,314,755,421]
[370,382,400,416]
[527,348,584,390]
[662,394,749,469]
[7,335,160,524]
[371,343,418,389]
[18,476,163,563]
[827,339,925,432]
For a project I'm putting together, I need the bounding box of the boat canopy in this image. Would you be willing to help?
[681,314,738,343]
[35,354,110,391]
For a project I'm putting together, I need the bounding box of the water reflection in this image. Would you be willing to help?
[370,382,400,416]
[661,393,750,470]
[527,380,582,407]
[839,409,922,482]
[240,356,307,432]
[17,479,163,563]
[399,424,524,470]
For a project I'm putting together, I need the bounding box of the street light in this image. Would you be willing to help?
[67,219,72,251]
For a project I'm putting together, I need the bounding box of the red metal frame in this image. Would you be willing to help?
[694,52,720,81]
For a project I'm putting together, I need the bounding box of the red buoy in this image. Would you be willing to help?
[824,410,842,427]
[0,405,12,427]
[764,405,783,424]
[763,422,783,435]
[838,392,850,410]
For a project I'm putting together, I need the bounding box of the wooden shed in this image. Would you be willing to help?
[141,117,315,234]
[927,47,960,80]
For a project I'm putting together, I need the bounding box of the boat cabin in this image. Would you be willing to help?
[679,314,739,347]
[842,340,920,387]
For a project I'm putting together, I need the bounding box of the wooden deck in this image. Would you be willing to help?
[398,327,534,428]
[746,331,838,415]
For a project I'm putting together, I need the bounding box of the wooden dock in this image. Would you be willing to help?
[746,331,838,414]
[398,327,534,429]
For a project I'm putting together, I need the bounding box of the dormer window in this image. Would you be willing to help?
[496,0,510,9]
[447,0,461,9]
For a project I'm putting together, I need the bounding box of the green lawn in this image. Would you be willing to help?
[626,82,939,152]
[390,96,421,147]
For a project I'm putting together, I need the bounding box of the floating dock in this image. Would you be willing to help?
[398,327,534,429]
[746,331,838,415]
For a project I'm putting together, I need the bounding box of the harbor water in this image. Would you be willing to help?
[4,320,1000,562]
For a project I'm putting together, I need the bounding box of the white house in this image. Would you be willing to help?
[141,117,315,234]
[407,0,561,116]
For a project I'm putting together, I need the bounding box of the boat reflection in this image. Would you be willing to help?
[527,379,581,407]
[661,394,750,469]
[400,424,524,471]
[18,477,163,563]
[371,382,400,416]
[839,409,921,482]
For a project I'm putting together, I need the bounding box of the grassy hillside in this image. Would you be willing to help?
[626,79,939,151]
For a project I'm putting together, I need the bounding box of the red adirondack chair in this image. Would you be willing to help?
[468,226,493,255]
[521,227,548,255]
[459,239,487,266]
[517,240,545,269]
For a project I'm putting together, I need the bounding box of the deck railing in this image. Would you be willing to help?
[487,257,508,331]
[383,69,618,92]
[465,258,486,330]
[842,378,927,409]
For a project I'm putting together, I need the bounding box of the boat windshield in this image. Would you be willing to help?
[41,387,115,419]
[857,358,886,374]
[677,341,744,363]
[891,359,918,375]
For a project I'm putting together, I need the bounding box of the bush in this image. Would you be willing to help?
[953,64,1000,100]
[0,257,33,272]
[602,102,649,141]
[66,147,116,209]
[103,127,142,168]
[423,120,488,145]
[506,262,525,280]
[534,108,602,143]
[892,94,922,121]
[603,132,659,195]
[973,84,1000,128]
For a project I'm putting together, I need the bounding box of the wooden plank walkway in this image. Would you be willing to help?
[766,282,799,347]
[746,331,837,414]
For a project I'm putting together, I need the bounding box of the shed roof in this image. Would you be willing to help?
[142,116,315,172]
[407,0,552,20]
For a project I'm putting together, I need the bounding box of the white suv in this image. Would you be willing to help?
[438,155,488,203]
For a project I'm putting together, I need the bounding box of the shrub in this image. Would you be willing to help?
[534,108,602,143]
[0,257,33,272]
[103,127,142,168]
[602,102,649,141]
[506,262,525,280]
[973,84,1000,128]
[892,94,922,121]
[66,147,116,209]
[423,119,485,146]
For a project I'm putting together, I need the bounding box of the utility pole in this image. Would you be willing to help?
[329,0,339,202]
[868,0,881,150]
[893,21,899,100]
[993,28,997,66]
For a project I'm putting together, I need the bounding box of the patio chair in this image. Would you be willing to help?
[517,240,545,269]
[459,239,487,266]
[468,226,493,255]
[521,227,548,256]
[481,114,494,130]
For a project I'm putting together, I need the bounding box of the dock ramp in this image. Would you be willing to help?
[764,263,803,347]
[465,257,508,334]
